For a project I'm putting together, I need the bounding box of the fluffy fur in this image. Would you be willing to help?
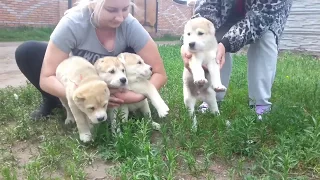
[56,56,110,143]
[94,56,128,134]
[118,52,169,130]
[94,53,169,134]
[182,17,226,130]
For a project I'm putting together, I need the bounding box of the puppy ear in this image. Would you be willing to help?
[207,21,216,35]
[118,53,126,64]
[73,87,86,102]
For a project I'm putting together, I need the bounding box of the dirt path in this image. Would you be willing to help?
[0,41,180,89]
[0,42,28,88]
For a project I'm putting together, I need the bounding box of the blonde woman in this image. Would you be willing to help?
[15,0,167,120]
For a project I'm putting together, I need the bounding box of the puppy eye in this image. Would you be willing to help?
[122,69,125,73]
[198,32,204,35]
[88,107,95,111]
[103,103,108,108]
[138,61,142,64]
[187,32,191,36]
[109,69,115,74]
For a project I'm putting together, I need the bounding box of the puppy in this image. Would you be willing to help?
[182,17,226,130]
[118,52,169,130]
[56,56,110,143]
[94,56,128,134]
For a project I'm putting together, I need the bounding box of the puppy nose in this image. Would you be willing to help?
[149,67,153,71]
[97,116,105,122]
[120,77,127,84]
[189,42,195,48]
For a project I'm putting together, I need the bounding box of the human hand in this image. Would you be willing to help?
[180,46,192,72]
[180,46,208,72]
[113,90,145,104]
[108,88,126,108]
[216,43,226,69]
[108,96,124,108]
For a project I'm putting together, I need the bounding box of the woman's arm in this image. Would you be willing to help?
[220,0,293,53]
[136,38,167,90]
[39,41,69,98]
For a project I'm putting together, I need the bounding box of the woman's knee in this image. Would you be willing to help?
[15,41,47,67]
[15,41,38,63]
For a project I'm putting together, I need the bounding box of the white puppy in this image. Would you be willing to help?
[56,56,110,143]
[118,52,169,130]
[94,56,128,135]
[182,17,226,130]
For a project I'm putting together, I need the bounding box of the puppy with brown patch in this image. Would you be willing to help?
[118,52,169,130]
[56,56,110,143]
[95,54,169,132]
[182,17,226,130]
[94,56,129,134]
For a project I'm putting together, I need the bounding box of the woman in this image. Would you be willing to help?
[15,0,167,120]
[182,0,293,120]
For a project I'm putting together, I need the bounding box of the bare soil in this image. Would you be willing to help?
[0,42,28,88]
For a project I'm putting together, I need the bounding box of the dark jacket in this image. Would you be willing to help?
[191,0,293,53]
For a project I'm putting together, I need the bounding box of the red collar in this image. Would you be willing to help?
[70,74,83,88]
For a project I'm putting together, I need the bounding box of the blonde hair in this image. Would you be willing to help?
[64,0,137,28]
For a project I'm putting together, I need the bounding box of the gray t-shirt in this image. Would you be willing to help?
[50,8,150,64]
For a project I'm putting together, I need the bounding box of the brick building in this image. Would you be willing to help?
[0,0,193,37]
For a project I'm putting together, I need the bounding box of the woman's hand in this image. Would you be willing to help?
[181,43,226,71]
[107,88,145,108]
[180,46,208,71]
[216,43,226,69]
[113,90,145,104]
[180,46,192,71]
[107,96,124,108]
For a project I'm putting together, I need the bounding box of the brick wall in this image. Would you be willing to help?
[0,0,193,37]
[0,0,70,27]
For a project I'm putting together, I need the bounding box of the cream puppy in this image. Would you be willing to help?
[182,17,226,130]
[94,56,128,134]
[118,52,169,130]
[56,56,110,143]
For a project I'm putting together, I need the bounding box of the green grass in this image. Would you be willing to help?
[1,45,320,179]
[0,27,54,42]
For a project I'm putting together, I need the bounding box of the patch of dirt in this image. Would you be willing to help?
[84,159,117,180]
[0,42,28,88]
[10,140,39,166]
[176,157,232,180]
[3,140,41,179]
[207,163,231,180]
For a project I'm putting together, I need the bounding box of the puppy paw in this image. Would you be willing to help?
[212,110,220,116]
[214,85,227,92]
[65,117,75,125]
[79,133,92,143]
[157,104,169,118]
[194,78,208,86]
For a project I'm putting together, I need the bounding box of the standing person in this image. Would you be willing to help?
[181,0,293,120]
[15,0,167,120]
